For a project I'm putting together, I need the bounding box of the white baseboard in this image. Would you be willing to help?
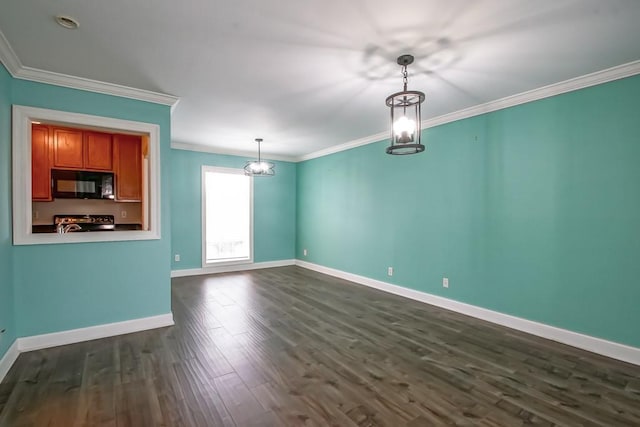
[171,259,296,278]
[0,313,174,383]
[295,260,640,366]
[0,340,19,383]
[17,313,174,352]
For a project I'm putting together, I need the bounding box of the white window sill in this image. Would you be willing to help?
[203,258,253,268]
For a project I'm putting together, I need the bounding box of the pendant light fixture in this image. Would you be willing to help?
[385,54,425,155]
[244,138,275,176]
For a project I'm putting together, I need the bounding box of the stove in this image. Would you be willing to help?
[54,214,115,232]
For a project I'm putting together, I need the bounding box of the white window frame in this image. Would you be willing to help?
[12,105,161,245]
[201,165,254,267]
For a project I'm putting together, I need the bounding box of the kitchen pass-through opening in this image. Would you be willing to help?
[13,105,161,245]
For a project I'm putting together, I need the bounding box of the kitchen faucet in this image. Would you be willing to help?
[56,223,82,234]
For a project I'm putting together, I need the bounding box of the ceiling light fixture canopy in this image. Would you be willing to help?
[244,138,275,177]
[385,54,425,155]
[55,15,80,29]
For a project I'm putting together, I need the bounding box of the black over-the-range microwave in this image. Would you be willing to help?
[51,169,115,200]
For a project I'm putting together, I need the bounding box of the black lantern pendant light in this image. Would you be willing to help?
[244,138,275,176]
[385,54,425,155]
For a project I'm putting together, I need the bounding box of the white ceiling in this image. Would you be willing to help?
[1,0,640,159]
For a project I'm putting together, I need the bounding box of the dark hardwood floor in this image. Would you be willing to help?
[1,266,639,426]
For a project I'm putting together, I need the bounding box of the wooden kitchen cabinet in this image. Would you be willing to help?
[31,124,52,201]
[84,131,113,170]
[53,127,84,169]
[113,134,142,201]
[32,124,145,203]
[52,127,113,171]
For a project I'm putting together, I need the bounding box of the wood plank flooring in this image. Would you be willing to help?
[1,266,639,426]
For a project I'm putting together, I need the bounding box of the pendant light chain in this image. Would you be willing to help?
[402,64,409,92]
[401,65,409,113]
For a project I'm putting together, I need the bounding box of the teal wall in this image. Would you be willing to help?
[10,78,172,337]
[0,64,16,359]
[1,57,638,363]
[297,75,640,348]
[171,149,296,270]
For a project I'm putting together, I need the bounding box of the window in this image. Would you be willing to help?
[202,166,253,266]
[12,105,161,245]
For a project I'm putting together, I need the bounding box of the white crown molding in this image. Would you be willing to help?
[171,259,296,278]
[0,29,179,107]
[171,141,297,163]
[0,29,22,75]
[421,60,640,131]
[13,66,179,107]
[17,313,174,352]
[0,340,19,383]
[298,60,640,162]
[295,260,640,366]
[297,130,388,162]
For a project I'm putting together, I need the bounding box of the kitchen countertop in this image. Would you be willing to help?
[32,224,143,233]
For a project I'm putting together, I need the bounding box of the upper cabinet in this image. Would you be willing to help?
[53,127,83,168]
[32,125,143,202]
[52,127,112,170]
[84,131,113,170]
[31,125,52,201]
[113,134,142,202]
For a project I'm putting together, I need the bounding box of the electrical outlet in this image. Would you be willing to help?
[388,267,393,276]
[303,249,308,256]
[121,210,127,219]
[443,277,449,288]
[174,254,180,262]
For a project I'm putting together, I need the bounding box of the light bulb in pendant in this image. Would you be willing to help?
[393,116,415,144]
